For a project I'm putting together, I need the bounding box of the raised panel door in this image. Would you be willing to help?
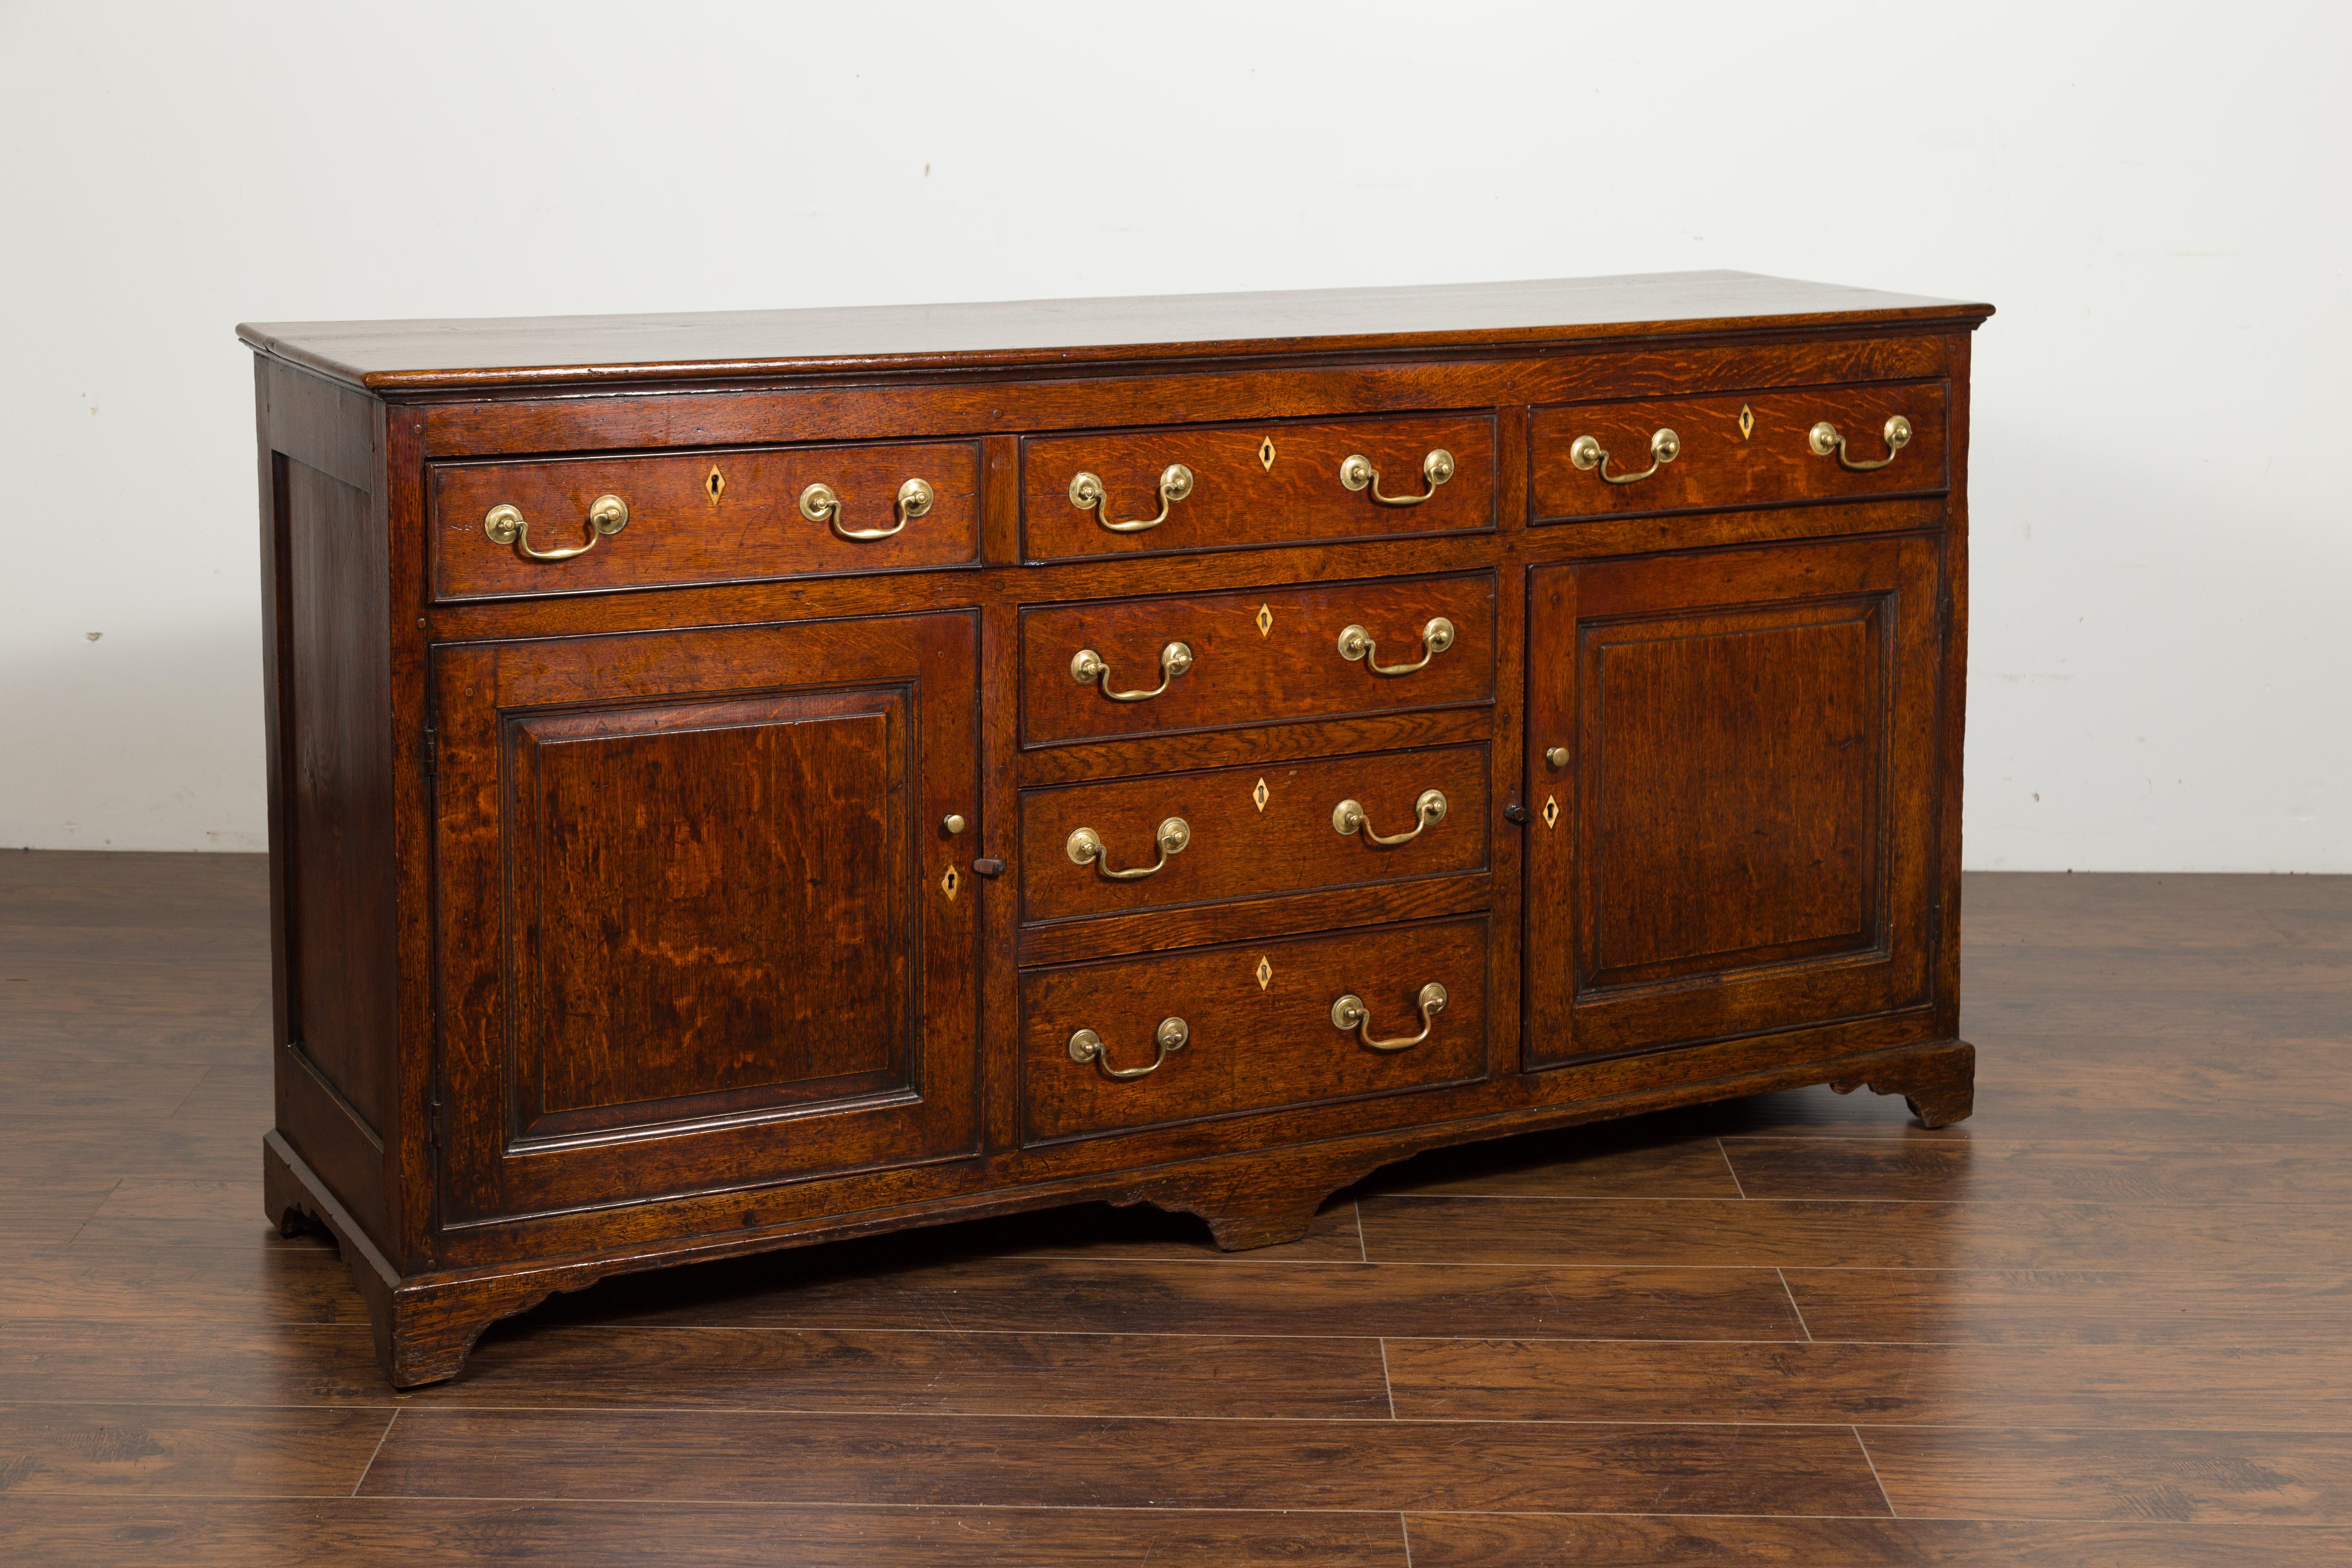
[1524,537,1942,1065]
[431,611,980,1224]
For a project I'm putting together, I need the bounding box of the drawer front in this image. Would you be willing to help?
[1021,916,1488,1144]
[1020,572,1495,746]
[1020,413,1494,561]
[1530,383,1948,522]
[431,438,981,600]
[1021,744,1489,925]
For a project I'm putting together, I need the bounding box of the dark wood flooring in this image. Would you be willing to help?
[3,852,2349,1565]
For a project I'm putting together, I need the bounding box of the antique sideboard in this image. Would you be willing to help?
[241,273,1989,1386]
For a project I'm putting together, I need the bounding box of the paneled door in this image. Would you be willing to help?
[1524,537,1943,1065]
[431,611,980,1224]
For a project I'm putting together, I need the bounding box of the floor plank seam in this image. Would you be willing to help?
[1398,1509,1415,1565]
[1719,1137,1749,1198]
[1776,1267,1814,1340]
[1377,1338,1397,1420]
[349,1407,398,1497]
[1852,1424,1898,1519]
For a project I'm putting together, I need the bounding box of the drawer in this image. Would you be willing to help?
[1529,383,1948,522]
[1020,413,1493,561]
[430,438,980,600]
[1020,916,1488,1144]
[1021,743,1488,925]
[1020,572,1495,746]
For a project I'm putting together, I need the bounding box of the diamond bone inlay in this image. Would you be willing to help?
[940,865,960,900]
[1541,795,1559,830]
[1737,405,1755,441]
[1255,956,1272,991]
[1258,437,1277,471]
[706,466,726,500]
[1255,603,1274,638]
[1252,777,1270,813]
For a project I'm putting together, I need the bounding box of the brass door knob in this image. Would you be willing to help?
[1545,747,1570,769]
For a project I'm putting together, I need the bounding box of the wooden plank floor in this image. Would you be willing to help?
[3,853,2349,1565]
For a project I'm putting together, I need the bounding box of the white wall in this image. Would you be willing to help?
[3,1,2344,868]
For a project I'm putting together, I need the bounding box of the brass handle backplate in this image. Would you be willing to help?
[801,477,933,541]
[1071,641,1193,701]
[1329,982,1448,1053]
[483,494,629,561]
[1337,617,1454,677]
[1570,429,1681,486]
[1332,788,1448,846]
[1068,1017,1189,1080]
[1809,415,1913,472]
[1339,448,1455,507]
[1070,464,1195,533]
[1066,816,1191,880]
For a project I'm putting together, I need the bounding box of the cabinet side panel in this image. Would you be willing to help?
[260,356,395,1248]
[279,457,398,1135]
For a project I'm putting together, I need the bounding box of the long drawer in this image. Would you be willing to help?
[1020,744,1488,925]
[1020,413,1494,561]
[430,438,981,600]
[1529,382,1948,522]
[1020,572,1495,746]
[1020,916,1488,1144]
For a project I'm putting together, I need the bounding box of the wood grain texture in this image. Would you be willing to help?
[1403,1513,2352,1567]
[1356,1194,2352,1271]
[1861,1428,2352,1522]
[237,270,1991,391]
[430,438,981,601]
[1529,381,1949,520]
[1018,916,1490,1143]
[1018,571,1497,745]
[1017,742,1489,925]
[1383,1337,2352,1428]
[358,1408,1892,1514]
[0,1404,393,1498]
[9,856,2352,1565]
[0,1498,1416,1567]
[1019,412,1493,562]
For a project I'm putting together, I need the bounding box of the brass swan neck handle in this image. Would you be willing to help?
[1329,983,1448,1053]
[1337,617,1454,677]
[1332,789,1448,846]
[800,478,934,541]
[1067,1017,1189,1080]
[483,494,629,561]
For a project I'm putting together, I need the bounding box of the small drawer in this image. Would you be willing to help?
[1020,572,1494,746]
[1020,413,1493,561]
[430,439,980,601]
[1020,916,1488,1144]
[1021,743,1488,925]
[1529,383,1948,523]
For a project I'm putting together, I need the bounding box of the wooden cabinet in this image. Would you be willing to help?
[245,273,1988,1387]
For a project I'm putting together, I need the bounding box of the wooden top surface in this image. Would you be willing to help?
[237,271,1992,393]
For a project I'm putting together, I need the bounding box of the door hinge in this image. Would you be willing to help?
[422,726,438,781]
